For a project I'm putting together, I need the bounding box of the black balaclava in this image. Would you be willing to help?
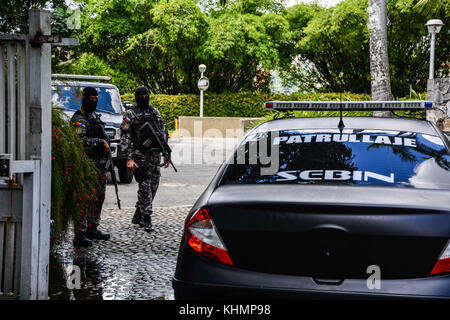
[135,86,150,109]
[81,86,98,113]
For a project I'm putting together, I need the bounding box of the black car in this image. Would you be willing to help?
[173,103,450,299]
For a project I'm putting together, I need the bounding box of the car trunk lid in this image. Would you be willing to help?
[207,185,450,279]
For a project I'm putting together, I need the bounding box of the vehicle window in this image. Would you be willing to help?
[220,129,450,190]
[51,85,122,114]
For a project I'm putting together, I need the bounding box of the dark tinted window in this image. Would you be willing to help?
[220,129,450,190]
[51,85,122,114]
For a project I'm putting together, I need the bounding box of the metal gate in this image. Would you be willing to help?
[0,9,77,299]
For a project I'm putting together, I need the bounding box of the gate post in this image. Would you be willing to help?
[26,8,52,300]
[0,8,77,299]
[19,161,41,300]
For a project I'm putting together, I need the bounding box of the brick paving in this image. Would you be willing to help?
[50,206,191,300]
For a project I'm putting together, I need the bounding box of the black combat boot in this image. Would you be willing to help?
[143,214,154,233]
[86,227,111,241]
[73,232,93,247]
[138,211,145,228]
[132,207,142,225]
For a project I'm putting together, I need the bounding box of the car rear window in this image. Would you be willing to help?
[220,129,450,190]
[51,85,122,114]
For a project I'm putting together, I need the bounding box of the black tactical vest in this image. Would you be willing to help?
[81,110,110,158]
[130,106,163,152]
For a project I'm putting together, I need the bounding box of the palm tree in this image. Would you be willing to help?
[368,0,393,118]
[414,0,449,15]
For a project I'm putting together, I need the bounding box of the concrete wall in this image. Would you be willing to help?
[427,78,450,131]
[178,116,263,139]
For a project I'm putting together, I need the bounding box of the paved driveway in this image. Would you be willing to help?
[50,138,238,300]
[104,137,239,209]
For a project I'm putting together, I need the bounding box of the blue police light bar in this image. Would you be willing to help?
[263,101,433,111]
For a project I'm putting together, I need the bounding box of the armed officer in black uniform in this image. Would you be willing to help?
[71,86,111,247]
[120,86,169,232]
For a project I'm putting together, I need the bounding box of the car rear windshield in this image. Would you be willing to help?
[51,85,122,114]
[220,129,450,190]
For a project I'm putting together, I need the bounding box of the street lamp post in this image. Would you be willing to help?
[198,64,209,117]
[426,19,444,80]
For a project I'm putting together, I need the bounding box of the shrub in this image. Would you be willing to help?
[51,108,99,243]
[121,91,372,130]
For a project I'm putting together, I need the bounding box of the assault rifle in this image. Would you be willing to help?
[138,121,178,172]
[96,114,121,209]
[130,108,178,172]
[106,152,121,209]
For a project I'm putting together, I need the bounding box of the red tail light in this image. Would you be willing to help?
[429,240,450,276]
[185,208,233,266]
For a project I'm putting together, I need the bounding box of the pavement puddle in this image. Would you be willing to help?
[49,207,189,300]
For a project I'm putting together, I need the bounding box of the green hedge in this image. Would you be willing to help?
[51,108,99,244]
[121,92,373,130]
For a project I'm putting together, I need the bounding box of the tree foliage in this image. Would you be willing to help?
[290,0,371,93]
[387,0,449,95]
[283,0,449,96]
[0,0,70,34]
[2,0,448,97]
[61,0,291,94]
[414,0,450,16]
[0,0,48,33]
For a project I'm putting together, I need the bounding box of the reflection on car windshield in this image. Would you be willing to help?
[220,129,450,190]
[51,85,122,114]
